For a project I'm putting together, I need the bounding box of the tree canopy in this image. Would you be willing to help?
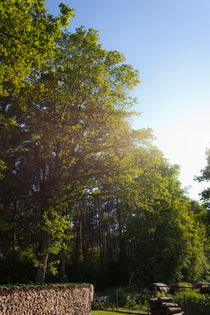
[196,148,210,210]
[0,0,209,287]
[0,0,74,96]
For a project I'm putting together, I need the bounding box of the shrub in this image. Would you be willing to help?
[173,289,210,315]
[126,293,147,311]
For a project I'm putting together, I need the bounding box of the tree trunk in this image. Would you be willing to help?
[81,200,87,264]
[97,198,103,272]
[59,257,67,282]
[12,201,17,281]
[73,220,81,278]
[35,230,50,283]
[116,196,125,262]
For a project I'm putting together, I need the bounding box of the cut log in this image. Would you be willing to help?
[166,307,182,314]
[158,296,173,303]
[162,302,178,308]
[149,298,159,308]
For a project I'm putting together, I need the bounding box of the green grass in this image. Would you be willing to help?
[92,312,131,315]
[92,310,147,315]
[117,309,147,314]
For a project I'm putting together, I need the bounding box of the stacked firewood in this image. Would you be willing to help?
[0,284,93,314]
[149,296,184,315]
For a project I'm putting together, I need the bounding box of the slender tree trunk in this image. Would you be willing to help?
[12,201,17,281]
[82,199,87,263]
[116,196,123,259]
[99,214,103,271]
[35,230,50,283]
[73,217,81,278]
[97,198,103,272]
[59,255,67,282]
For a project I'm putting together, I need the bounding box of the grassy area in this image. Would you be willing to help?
[117,309,148,314]
[92,312,135,315]
[91,308,148,315]
[92,312,127,315]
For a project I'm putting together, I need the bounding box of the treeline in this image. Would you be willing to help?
[0,0,209,288]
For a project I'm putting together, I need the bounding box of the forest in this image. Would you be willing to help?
[0,0,209,289]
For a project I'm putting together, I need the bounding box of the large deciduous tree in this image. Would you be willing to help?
[0,0,74,179]
[1,0,208,286]
[0,26,152,282]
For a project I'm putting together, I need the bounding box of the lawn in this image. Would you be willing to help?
[92,312,132,315]
[92,312,127,315]
[92,310,148,315]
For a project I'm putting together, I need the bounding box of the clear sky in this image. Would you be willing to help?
[45,0,210,201]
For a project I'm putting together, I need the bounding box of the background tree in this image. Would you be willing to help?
[106,151,205,285]
[195,148,210,279]
[196,148,210,210]
[65,147,207,287]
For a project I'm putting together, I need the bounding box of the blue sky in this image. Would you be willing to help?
[45,0,210,200]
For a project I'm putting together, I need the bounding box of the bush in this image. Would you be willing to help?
[125,293,147,311]
[173,289,210,315]
[99,286,148,310]
[103,286,131,307]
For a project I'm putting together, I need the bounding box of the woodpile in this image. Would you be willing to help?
[0,283,93,314]
[149,296,184,315]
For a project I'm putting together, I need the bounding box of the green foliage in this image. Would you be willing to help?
[125,293,147,311]
[0,12,144,282]
[0,0,209,286]
[43,210,72,255]
[100,286,147,311]
[0,0,74,179]
[104,156,207,285]
[196,148,210,210]
[173,289,210,315]
[195,148,210,280]
[178,281,193,288]
[0,0,74,96]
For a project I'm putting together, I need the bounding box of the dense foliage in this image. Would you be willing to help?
[0,0,74,96]
[0,0,209,288]
[173,289,210,315]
